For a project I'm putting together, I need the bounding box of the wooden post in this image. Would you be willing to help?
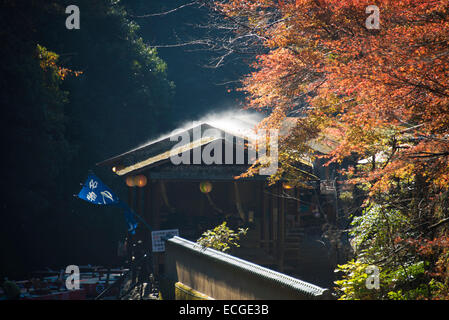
[136,187,142,216]
[152,181,161,230]
[278,183,285,272]
[144,181,151,249]
[261,182,269,251]
[128,186,134,210]
[276,184,281,271]
[135,187,142,246]
[295,187,300,227]
[127,186,135,267]
[151,181,161,276]
[271,185,278,258]
[259,181,263,248]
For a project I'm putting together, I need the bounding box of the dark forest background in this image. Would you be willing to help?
[0,0,248,279]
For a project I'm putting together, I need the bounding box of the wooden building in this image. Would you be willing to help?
[97,116,340,287]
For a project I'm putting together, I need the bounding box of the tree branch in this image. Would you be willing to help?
[129,1,199,18]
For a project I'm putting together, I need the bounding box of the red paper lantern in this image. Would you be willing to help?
[135,175,147,188]
[125,176,136,187]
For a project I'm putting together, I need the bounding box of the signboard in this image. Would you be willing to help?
[320,180,336,195]
[151,229,179,252]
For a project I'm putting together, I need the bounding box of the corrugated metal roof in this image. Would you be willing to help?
[167,236,329,297]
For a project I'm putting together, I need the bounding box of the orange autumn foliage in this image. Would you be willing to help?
[214,0,449,192]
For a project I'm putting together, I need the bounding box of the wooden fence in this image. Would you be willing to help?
[161,236,332,300]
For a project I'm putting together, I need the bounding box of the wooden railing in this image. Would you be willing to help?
[163,236,332,300]
[95,253,155,300]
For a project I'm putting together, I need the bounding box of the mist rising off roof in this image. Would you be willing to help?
[131,109,265,152]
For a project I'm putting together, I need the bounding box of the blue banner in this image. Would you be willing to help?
[77,173,138,234]
[78,173,119,205]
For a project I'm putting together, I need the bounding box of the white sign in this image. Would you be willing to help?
[151,229,179,252]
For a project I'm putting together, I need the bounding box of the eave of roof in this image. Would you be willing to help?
[115,136,220,176]
[96,117,336,176]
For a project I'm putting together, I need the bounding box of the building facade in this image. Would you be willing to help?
[97,116,342,287]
